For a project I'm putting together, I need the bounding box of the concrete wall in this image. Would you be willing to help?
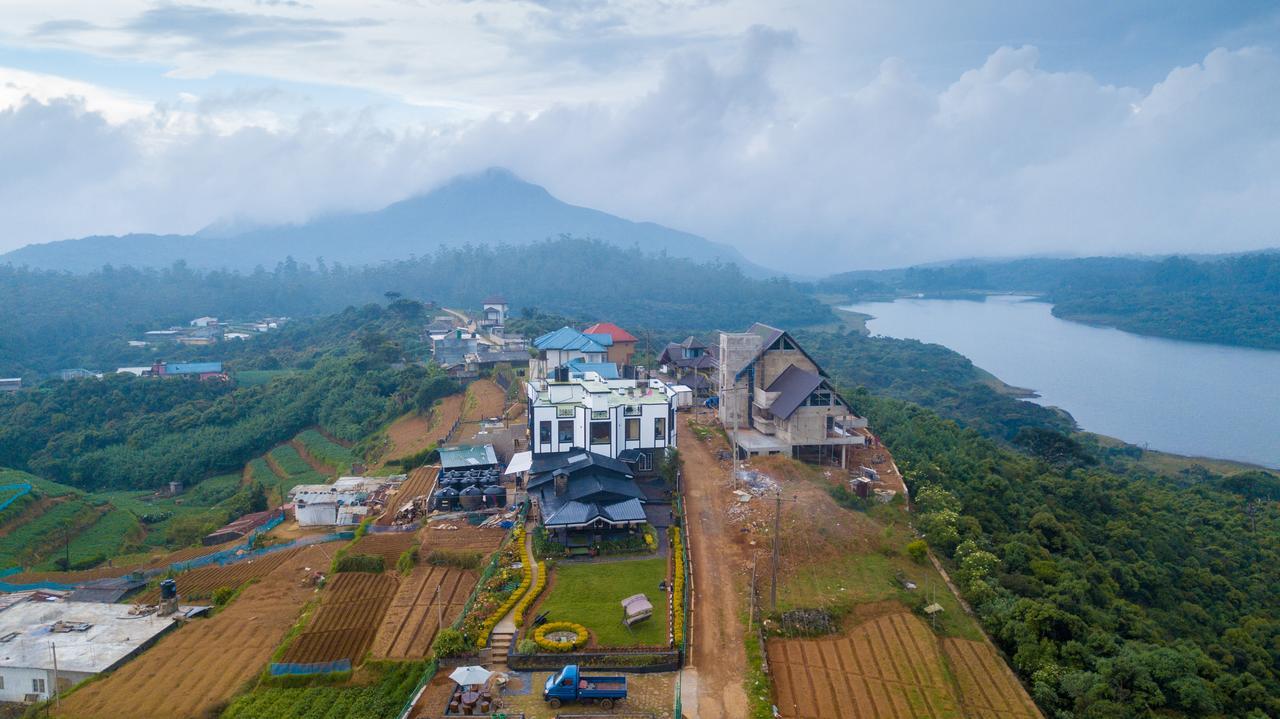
[0,666,53,703]
[717,332,761,429]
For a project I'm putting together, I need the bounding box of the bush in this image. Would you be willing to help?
[397,546,419,575]
[476,526,531,648]
[425,549,483,570]
[533,621,590,652]
[431,628,470,658]
[212,586,236,606]
[671,527,686,648]
[906,539,928,564]
[513,561,547,627]
[334,553,385,573]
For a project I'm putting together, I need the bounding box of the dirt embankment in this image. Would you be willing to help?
[463,379,506,422]
[377,394,465,468]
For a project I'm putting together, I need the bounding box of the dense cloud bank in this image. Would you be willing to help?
[2,36,1278,271]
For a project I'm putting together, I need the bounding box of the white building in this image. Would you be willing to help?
[526,370,677,474]
[189,316,218,328]
[290,476,404,527]
[0,599,180,703]
[529,326,612,380]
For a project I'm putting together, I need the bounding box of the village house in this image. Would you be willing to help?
[529,326,613,380]
[659,336,720,398]
[290,476,405,527]
[479,295,509,334]
[582,322,639,366]
[717,323,868,465]
[525,449,647,551]
[526,367,677,474]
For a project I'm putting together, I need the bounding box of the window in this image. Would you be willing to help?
[539,421,551,445]
[0,675,4,690]
[33,678,45,694]
[654,417,667,442]
[556,406,574,418]
[590,421,611,445]
[591,410,609,420]
[807,390,832,407]
[558,420,575,444]
[638,452,652,471]
[626,418,640,441]
[623,404,642,416]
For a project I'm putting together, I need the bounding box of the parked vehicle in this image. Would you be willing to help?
[543,664,628,710]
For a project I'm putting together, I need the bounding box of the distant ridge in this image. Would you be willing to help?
[1,168,771,275]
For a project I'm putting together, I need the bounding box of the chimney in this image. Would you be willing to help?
[554,470,569,496]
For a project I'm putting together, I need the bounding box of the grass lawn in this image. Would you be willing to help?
[538,557,670,647]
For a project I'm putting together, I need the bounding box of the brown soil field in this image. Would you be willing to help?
[463,379,505,421]
[133,547,311,603]
[421,523,507,552]
[281,572,399,663]
[370,564,477,659]
[768,612,961,719]
[381,394,465,466]
[349,531,418,566]
[375,466,437,525]
[57,542,339,719]
[944,638,1043,718]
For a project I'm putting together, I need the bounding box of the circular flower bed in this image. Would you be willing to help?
[533,621,589,652]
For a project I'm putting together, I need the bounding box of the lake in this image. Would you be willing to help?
[843,295,1280,468]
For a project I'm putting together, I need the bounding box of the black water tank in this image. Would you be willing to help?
[160,578,177,601]
[483,485,508,508]
[459,485,484,511]
[433,486,459,510]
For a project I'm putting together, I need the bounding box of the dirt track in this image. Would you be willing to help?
[679,412,750,718]
[57,542,340,719]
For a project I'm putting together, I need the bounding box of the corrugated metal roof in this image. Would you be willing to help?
[543,497,646,528]
[167,362,223,374]
[582,322,638,343]
[564,360,620,379]
[533,327,611,352]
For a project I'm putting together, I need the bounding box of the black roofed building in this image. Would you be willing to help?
[527,449,649,552]
[659,336,719,397]
[716,323,869,466]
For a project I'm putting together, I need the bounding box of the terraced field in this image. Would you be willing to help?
[281,571,399,663]
[133,547,309,602]
[295,429,357,473]
[348,531,417,567]
[371,564,477,659]
[943,638,1043,718]
[56,542,340,719]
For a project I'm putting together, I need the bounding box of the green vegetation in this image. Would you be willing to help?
[856,390,1280,718]
[235,369,296,387]
[424,549,483,570]
[57,509,143,569]
[537,558,669,647]
[296,430,357,473]
[0,497,97,568]
[220,660,430,719]
[266,445,329,498]
[743,625,775,719]
[332,554,385,574]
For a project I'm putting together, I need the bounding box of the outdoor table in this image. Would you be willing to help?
[461,690,480,711]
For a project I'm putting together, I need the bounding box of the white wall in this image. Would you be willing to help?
[0,666,52,703]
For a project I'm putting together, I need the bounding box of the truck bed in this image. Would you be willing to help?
[578,677,627,695]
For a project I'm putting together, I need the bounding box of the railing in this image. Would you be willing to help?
[508,649,680,673]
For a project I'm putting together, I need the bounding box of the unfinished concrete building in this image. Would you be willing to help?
[717,323,868,465]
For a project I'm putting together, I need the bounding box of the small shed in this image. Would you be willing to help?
[620,593,653,627]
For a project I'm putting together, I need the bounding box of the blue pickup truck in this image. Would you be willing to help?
[543,664,628,710]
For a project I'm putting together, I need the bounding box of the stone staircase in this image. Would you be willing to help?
[489,629,515,671]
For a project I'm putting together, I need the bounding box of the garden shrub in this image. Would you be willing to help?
[425,549,482,570]
[431,628,469,658]
[212,586,236,606]
[671,527,686,648]
[513,561,546,627]
[396,546,419,575]
[906,538,928,563]
[334,553,384,573]
[533,621,589,652]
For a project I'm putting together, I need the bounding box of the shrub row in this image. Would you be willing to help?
[513,561,547,627]
[671,526,686,648]
[533,621,589,652]
[476,526,529,648]
[425,549,483,570]
[333,553,384,574]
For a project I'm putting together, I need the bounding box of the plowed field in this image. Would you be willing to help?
[422,524,507,552]
[281,572,398,663]
[944,638,1042,718]
[56,542,339,719]
[349,532,417,565]
[768,612,1039,719]
[370,564,477,659]
[133,547,307,603]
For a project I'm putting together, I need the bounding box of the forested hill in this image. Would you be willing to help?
[820,252,1280,349]
[803,328,1280,718]
[0,237,829,376]
[0,168,771,276]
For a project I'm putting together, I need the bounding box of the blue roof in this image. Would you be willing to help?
[564,361,620,379]
[167,362,223,374]
[533,327,610,353]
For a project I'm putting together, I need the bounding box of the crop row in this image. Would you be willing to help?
[270,445,316,477]
[296,430,357,473]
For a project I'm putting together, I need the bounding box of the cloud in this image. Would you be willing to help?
[0,34,1278,272]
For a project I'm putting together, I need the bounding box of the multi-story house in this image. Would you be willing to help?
[526,367,677,474]
[530,326,613,380]
[717,323,868,465]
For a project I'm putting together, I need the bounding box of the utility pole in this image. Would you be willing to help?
[50,642,59,711]
[770,491,799,612]
[435,583,443,629]
[748,554,758,632]
[63,522,70,570]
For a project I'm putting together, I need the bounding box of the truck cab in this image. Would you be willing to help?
[543,664,628,710]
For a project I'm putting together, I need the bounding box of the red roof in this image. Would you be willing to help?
[583,322,638,343]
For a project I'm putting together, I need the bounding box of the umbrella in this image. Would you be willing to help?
[449,666,493,687]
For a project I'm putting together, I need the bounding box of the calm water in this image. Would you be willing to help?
[844,295,1280,468]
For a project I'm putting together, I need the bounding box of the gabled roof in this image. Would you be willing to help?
[765,365,825,420]
[527,449,633,489]
[483,295,507,305]
[544,497,646,528]
[733,323,827,381]
[534,326,610,353]
[564,474,645,503]
[680,335,706,350]
[582,322,638,343]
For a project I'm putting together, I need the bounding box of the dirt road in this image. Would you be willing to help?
[679,413,749,719]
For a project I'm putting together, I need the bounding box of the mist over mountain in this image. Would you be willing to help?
[0,168,769,275]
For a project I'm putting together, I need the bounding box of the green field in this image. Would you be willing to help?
[55,509,143,568]
[296,429,357,473]
[538,557,670,647]
[0,498,97,568]
[269,445,315,476]
[257,448,327,502]
[0,468,80,497]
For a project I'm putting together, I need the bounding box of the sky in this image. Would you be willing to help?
[1,1,1278,272]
